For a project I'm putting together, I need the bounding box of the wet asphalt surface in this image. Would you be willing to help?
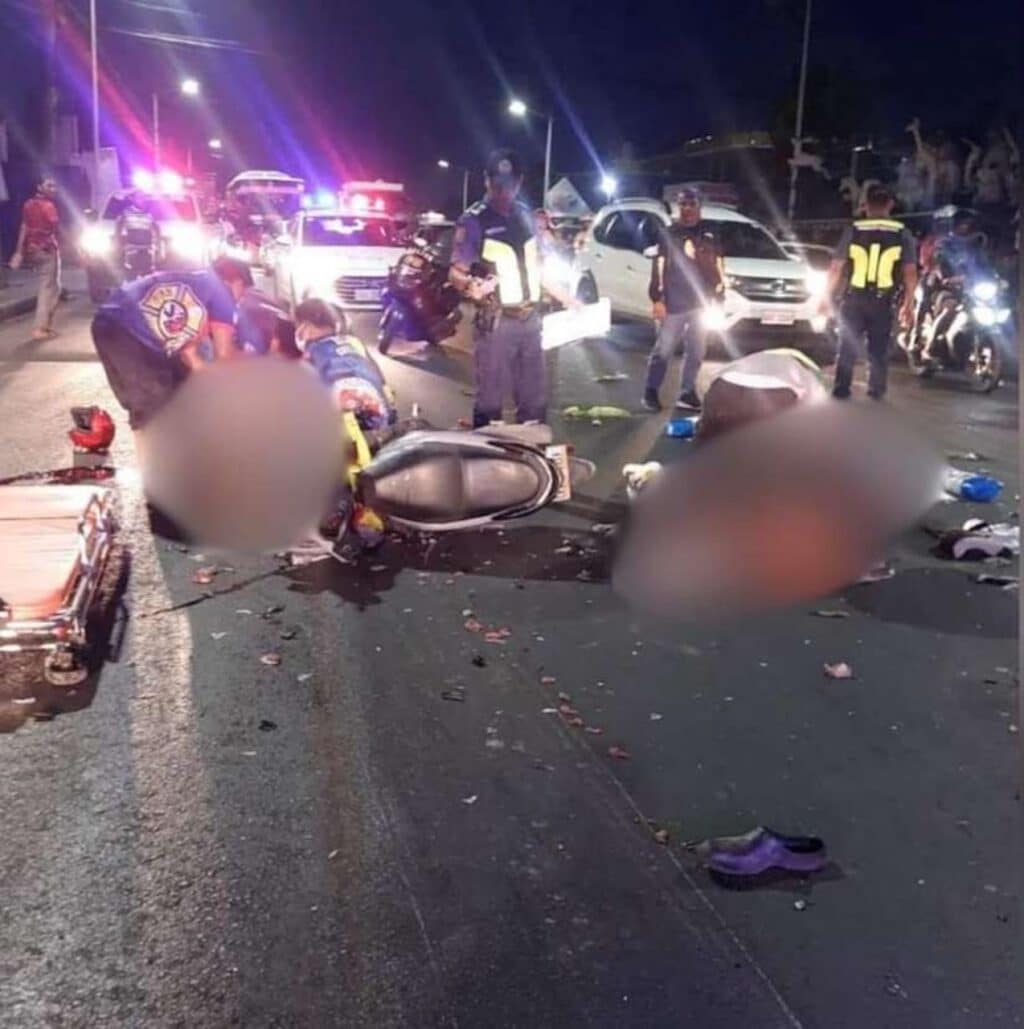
[0,290,1021,1028]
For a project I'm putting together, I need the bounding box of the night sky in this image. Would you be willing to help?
[5,0,1022,194]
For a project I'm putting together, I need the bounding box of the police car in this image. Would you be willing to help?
[79,171,209,302]
[574,198,830,339]
[268,183,408,315]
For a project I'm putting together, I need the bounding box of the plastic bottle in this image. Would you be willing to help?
[943,469,1003,503]
[665,416,699,439]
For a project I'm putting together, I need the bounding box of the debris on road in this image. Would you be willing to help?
[562,404,631,420]
[258,719,277,732]
[260,652,282,667]
[943,469,1003,503]
[793,899,808,912]
[462,795,478,805]
[857,563,895,584]
[934,520,1020,561]
[210,631,228,640]
[946,451,985,462]
[471,655,487,668]
[650,712,663,721]
[540,675,557,685]
[328,849,339,860]
[607,746,630,760]
[584,726,604,735]
[653,828,670,845]
[590,522,616,536]
[824,662,854,679]
[814,609,851,619]
[464,617,483,633]
[484,628,512,644]
[296,672,313,683]
[262,604,284,619]
[441,688,466,702]
[594,372,629,382]
[976,573,1018,589]
[191,566,219,585]
[279,628,298,640]
[235,608,253,616]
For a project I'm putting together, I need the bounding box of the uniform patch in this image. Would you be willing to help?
[139,281,207,354]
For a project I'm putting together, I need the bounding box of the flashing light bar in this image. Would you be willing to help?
[131,169,185,194]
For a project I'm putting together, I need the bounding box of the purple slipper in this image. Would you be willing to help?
[696,826,827,877]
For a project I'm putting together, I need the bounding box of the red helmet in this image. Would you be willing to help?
[69,406,115,451]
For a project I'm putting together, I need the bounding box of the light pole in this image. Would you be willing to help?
[437,159,470,212]
[153,77,200,171]
[508,98,554,209]
[600,174,619,200]
[89,0,100,205]
[786,0,813,226]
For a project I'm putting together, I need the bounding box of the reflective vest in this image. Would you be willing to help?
[463,201,541,306]
[844,219,909,295]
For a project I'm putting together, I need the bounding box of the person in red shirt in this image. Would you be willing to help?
[11,177,62,340]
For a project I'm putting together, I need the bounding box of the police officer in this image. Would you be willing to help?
[450,149,546,428]
[643,186,725,413]
[825,184,918,400]
[90,256,251,429]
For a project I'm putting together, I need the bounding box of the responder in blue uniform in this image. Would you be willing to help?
[824,184,918,400]
[90,256,251,428]
[450,149,546,428]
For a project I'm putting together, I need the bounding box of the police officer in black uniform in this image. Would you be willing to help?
[450,149,546,427]
[825,184,918,400]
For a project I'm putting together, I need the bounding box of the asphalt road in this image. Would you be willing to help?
[0,292,1020,1028]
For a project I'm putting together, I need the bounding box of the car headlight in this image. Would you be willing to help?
[81,225,112,257]
[971,280,998,303]
[701,305,728,331]
[973,305,997,327]
[995,307,1011,325]
[805,268,829,298]
[165,223,205,261]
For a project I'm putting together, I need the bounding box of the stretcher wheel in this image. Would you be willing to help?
[44,649,89,688]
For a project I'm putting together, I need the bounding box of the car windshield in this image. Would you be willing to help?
[302,216,397,247]
[102,195,198,221]
[707,220,787,260]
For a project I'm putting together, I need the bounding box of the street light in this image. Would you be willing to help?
[437,159,470,212]
[508,97,554,209]
[152,78,201,172]
[208,138,223,151]
[600,174,618,199]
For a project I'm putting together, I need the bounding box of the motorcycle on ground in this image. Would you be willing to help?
[378,237,465,354]
[896,273,1014,393]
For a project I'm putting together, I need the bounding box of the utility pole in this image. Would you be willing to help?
[89,0,100,205]
[786,0,813,226]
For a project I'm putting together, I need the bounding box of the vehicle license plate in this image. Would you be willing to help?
[355,288,381,302]
[761,310,796,326]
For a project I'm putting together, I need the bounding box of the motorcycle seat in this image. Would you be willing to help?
[357,431,551,526]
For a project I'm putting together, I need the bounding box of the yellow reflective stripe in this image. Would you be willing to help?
[854,219,903,231]
[848,244,870,288]
[524,238,541,302]
[866,243,881,284]
[482,238,524,304]
[876,246,902,289]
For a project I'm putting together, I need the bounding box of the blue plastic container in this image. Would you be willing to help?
[665,417,698,439]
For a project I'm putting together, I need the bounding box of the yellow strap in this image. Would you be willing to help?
[854,219,903,231]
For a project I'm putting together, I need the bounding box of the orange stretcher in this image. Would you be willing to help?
[0,484,115,684]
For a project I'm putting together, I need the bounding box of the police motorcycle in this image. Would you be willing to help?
[897,254,1014,393]
[377,231,464,354]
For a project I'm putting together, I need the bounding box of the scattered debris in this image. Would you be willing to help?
[484,737,505,750]
[824,662,854,680]
[484,628,512,644]
[935,519,1020,561]
[210,631,228,640]
[279,628,298,640]
[296,672,313,683]
[793,899,808,912]
[1009,724,1019,735]
[594,372,629,383]
[561,404,631,420]
[540,675,557,685]
[462,795,478,805]
[12,697,35,706]
[590,522,616,536]
[461,608,474,617]
[564,716,585,728]
[976,573,1018,589]
[585,726,604,735]
[857,563,894,584]
[328,849,339,860]
[649,712,663,721]
[607,746,631,760]
[653,828,670,845]
[943,469,1003,503]
[369,564,387,573]
[262,604,284,618]
[191,566,218,585]
[884,975,908,999]
[258,719,277,732]
[946,451,985,462]
[557,691,572,703]
[464,617,483,633]
[235,608,253,616]
[260,652,282,667]
[441,689,466,703]
[471,655,487,668]
[814,609,850,619]
[541,707,559,714]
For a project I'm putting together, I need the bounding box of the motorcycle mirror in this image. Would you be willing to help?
[643,245,658,259]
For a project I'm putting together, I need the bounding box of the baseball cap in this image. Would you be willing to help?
[485,149,524,184]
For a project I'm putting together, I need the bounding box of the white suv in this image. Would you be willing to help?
[575,198,829,337]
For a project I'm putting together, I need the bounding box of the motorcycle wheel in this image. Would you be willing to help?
[969,336,1002,393]
[907,345,935,378]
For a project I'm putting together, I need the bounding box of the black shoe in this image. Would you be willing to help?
[675,390,702,412]
[642,389,662,412]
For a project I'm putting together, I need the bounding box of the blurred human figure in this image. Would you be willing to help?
[905,118,937,209]
[824,184,917,400]
[896,156,925,211]
[10,176,61,340]
[934,140,962,205]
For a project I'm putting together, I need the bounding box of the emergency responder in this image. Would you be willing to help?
[115,189,159,278]
[824,184,917,400]
[450,149,546,428]
[643,186,725,413]
[90,256,251,429]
